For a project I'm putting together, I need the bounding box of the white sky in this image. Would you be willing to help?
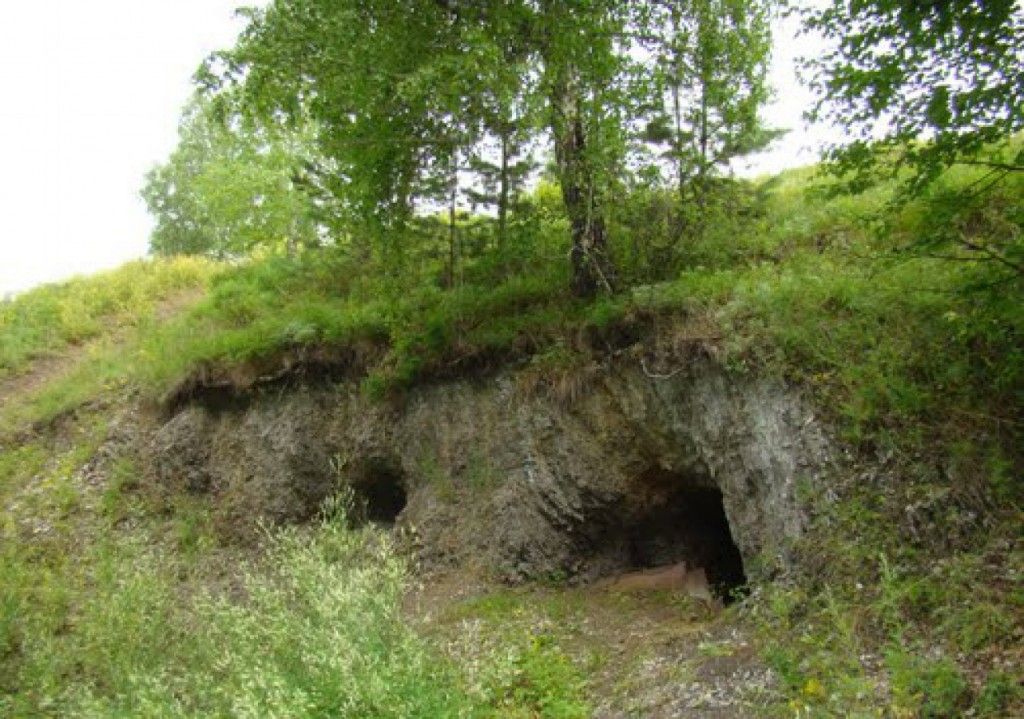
[737,10,836,177]
[0,1,254,296]
[0,3,833,297]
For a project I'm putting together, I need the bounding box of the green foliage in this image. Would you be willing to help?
[613,178,768,280]
[0,510,474,716]
[142,96,320,258]
[438,590,594,717]
[748,471,1022,715]
[0,426,607,719]
[1,141,1020,719]
[977,672,1023,717]
[0,257,216,380]
[3,5,1022,715]
[894,157,1024,284]
[887,650,970,719]
[98,456,139,523]
[635,0,779,224]
[650,164,1023,451]
[206,0,465,243]
[126,247,575,400]
[199,0,779,294]
[478,633,590,719]
[800,0,1024,195]
[8,148,1020,480]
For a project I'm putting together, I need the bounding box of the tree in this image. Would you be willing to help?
[206,0,629,295]
[651,0,777,206]
[202,1,775,295]
[535,0,629,296]
[142,97,319,258]
[638,0,779,242]
[799,0,1024,195]
[462,52,539,253]
[203,1,460,261]
[464,108,537,252]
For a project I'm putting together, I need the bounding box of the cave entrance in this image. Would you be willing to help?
[350,457,408,525]
[603,468,748,602]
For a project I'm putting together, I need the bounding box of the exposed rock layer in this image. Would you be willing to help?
[149,358,836,583]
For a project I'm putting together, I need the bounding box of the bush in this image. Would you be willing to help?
[2,512,476,717]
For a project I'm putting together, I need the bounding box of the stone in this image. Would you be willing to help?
[147,357,838,582]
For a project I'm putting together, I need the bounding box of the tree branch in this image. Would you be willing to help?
[959,238,1024,276]
[955,160,1024,173]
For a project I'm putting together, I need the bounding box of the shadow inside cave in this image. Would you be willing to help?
[590,467,748,602]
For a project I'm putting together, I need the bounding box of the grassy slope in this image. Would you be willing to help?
[0,258,219,434]
[144,167,1021,446]
[0,160,1020,716]
[0,257,218,380]
[0,262,591,716]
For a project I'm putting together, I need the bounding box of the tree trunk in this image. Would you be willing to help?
[670,7,687,217]
[695,74,709,243]
[550,68,614,297]
[448,152,458,288]
[498,128,510,253]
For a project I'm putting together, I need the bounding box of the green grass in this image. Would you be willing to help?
[668,166,1022,717]
[0,521,473,717]
[128,255,579,401]
[0,153,1020,717]
[0,417,589,717]
[474,633,590,719]
[6,158,1019,460]
[430,589,598,717]
[120,158,1020,454]
[0,257,218,379]
[654,166,1020,456]
[0,257,219,435]
[1,464,593,717]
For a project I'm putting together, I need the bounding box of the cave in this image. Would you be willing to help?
[350,457,408,525]
[593,467,748,602]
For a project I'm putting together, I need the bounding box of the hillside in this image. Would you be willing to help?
[1,162,1021,717]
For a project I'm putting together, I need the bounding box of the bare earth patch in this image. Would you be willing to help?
[406,571,779,717]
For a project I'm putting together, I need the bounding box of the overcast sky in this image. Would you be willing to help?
[0,3,832,297]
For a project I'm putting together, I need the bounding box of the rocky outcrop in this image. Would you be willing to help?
[148,357,837,584]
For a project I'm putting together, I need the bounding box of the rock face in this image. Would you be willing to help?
[148,357,836,584]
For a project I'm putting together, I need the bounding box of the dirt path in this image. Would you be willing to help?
[0,288,205,408]
[407,573,779,718]
[0,353,78,408]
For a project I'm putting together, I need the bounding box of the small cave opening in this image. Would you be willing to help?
[595,467,748,603]
[350,457,408,525]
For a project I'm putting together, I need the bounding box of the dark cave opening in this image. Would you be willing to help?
[351,457,408,525]
[597,467,748,602]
